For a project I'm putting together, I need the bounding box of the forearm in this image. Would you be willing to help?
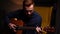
[4,16,10,25]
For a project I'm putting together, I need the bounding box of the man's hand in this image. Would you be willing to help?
[36,27,42,32]
[8,23,17,32]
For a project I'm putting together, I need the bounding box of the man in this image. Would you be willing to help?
[5,0,42,34]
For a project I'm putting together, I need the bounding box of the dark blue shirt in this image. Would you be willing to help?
[5,10,42,34]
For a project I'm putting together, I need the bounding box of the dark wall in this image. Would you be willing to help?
[50,3,56,27]
[55,0,60,34]
[0,0,23,13]
[34,0,56,6]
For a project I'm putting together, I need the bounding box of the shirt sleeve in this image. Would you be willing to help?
[25,16,42,34]
[32,16,42,27]
[27,16,42,27]
[34,16,42,27]
[4,12,15,25]
[4,13,11,24]
[4,10,22,25]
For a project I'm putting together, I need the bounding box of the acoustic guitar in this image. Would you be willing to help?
[9,18,55,34]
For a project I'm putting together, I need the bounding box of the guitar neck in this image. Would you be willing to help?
[16,26,36,30]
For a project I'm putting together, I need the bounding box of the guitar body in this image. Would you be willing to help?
[10,18,55,34]
[10,18,24,34]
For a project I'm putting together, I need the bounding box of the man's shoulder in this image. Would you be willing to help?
[7,9,22,15]
[33,11,41,18]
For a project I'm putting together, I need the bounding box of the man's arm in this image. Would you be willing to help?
[5,13,17,32]
[34,16,42,27]
[34,16,42,32]
[27,15,42,32]
[29,16,42,27]
[4,14,10,24]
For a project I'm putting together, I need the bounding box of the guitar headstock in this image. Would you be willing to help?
[43,26,55,32]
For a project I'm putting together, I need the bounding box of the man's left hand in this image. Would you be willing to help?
[36,27,42,32]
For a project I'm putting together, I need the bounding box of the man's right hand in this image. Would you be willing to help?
[8,23,17,32]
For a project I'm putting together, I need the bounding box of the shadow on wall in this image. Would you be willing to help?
[0,0,23,12]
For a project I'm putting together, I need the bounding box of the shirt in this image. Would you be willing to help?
[5,10,42,34]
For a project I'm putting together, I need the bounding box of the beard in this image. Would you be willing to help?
[23,10,33,18]
[26,13,32,18]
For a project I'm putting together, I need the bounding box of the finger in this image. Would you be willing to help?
[36,27,42,32]
[13,30,16,32]
[36,27,40,32]
[8,24,12,29]
[38,27,41,30]
[12,26,16,30]
[13,24,17,27]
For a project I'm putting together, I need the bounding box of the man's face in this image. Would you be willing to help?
[25,4,34,16]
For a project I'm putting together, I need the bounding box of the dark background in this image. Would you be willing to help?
[0,0,57,34]
[34,0,56,6]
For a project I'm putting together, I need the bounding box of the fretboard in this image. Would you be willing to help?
[16,26,36,30]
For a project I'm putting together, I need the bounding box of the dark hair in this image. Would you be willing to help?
[23,0,34,9]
